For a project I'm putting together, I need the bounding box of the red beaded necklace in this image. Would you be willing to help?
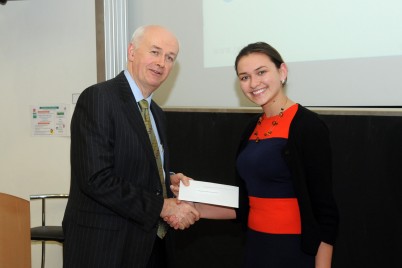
[253,98,288,143]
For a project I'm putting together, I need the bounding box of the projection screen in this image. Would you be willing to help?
[128,0,402,108]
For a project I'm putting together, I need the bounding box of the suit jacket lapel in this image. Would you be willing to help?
[114,72,170,195]
[114,72,156,163]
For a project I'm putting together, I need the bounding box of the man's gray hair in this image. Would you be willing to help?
[130,26,146,48]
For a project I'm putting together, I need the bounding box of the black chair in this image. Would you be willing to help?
[30,194,68,268]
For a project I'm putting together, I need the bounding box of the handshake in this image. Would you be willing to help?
[159,173,237,231]
[159,173,200,230]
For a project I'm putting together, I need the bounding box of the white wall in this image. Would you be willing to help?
[0,0,97,267]
[127,0,251,108]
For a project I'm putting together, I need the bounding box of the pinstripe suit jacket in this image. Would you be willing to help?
[63,72,174,268]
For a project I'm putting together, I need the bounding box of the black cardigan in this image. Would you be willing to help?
[235,105,339,255]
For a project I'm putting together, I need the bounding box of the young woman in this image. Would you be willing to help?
[170,42,339,268]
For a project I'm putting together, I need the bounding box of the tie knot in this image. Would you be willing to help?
[139,99,149,111]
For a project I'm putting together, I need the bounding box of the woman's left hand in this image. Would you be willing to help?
[170,172,192,197]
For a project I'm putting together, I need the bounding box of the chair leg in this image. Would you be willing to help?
[41,241,45,268]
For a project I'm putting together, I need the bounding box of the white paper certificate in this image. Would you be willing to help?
[178,180,239,208]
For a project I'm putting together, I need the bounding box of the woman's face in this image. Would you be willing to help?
[236,53,287,107]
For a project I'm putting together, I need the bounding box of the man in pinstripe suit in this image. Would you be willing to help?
[63,25,200,268]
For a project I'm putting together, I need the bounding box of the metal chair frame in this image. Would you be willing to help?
[30,194,68,268]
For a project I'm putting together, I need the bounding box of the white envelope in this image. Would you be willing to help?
[178,180,239,208]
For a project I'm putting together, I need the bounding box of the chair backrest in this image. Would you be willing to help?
[30,194,69,226]
[0,193,31,268]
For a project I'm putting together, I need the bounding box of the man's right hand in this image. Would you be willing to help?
[160,198,200,230]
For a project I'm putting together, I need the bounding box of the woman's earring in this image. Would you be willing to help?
[281,80,285,85]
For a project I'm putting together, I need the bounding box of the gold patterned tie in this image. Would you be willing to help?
[139,100,168,238]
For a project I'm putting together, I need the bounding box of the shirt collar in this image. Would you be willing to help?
[124,70,153,105]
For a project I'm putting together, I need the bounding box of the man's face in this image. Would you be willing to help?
[127,27,179,98]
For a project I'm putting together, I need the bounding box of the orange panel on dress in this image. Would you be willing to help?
[249,103,298,141]
[248,196,301,234]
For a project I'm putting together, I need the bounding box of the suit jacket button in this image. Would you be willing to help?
[156,190,161,196]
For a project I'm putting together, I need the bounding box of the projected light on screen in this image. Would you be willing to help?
[203,0,402,68]
[128,0,402,107]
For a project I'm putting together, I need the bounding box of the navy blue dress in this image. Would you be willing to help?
[236,104,315,268]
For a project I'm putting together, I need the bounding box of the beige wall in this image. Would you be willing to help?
[0,0,97,267]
